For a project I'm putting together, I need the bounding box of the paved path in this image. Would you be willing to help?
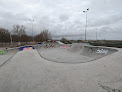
[0,48,122,92]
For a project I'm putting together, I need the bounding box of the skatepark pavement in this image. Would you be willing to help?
[0,43,122,92]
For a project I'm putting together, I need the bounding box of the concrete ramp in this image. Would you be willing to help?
[38,43,118,63]
[0,43,122,92]
[42,42,59,48]
[69,43,85,53]
[1,43,116,64]
[0,46,35,66]
[0,48,19,66]
[80,46,118,59]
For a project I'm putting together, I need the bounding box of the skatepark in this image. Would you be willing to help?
[0,42,122,92]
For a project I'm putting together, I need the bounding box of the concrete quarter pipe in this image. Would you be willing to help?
[0,43,122,92]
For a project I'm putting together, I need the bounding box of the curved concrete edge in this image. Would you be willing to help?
[36,43,120,64]
[0,43,121,65]
[0,52,17,68]
[81,45,118,57]
[0,45,37,67]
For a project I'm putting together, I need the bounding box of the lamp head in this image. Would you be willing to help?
[83,11,86,13]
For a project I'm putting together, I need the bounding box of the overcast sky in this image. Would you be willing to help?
[0,0,122,40]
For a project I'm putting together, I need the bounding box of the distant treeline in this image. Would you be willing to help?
[90,43,122,48]
[0,25,52,45]
[61,38,122,48]
[88,40,122,48]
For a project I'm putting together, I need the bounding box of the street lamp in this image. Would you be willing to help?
[83,8,89,41]
[29,19,34,43]
[96,28,98,41]
[10,32,13,46]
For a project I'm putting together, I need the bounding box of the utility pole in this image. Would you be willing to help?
[10,32,13,46]
[29,19,34,43]
[83,8,89,41]
[96,28,98,41]
[6,22,13,47]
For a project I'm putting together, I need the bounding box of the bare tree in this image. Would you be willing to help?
[61,37,67,43]
[35,29,52,42]
[0,28,10,43]
[13,25,26,36]
[21,34,31,42]
[13,25,20,35]
[12,25,26,42]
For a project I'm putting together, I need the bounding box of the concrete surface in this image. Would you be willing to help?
[0,43,122,92]
[39,44,118,63]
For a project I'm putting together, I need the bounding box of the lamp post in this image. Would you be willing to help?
[96,28,98,41]
[29,19,34,43]
[7,23,13,46]
[83,8,89,41]
[10,32,13,46]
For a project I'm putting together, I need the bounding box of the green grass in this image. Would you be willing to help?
[0,51,6,54]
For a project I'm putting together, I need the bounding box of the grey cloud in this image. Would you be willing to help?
[59,14,69,22]
[0,0,122,40]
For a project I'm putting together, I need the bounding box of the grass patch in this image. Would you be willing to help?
[0,51,6,55]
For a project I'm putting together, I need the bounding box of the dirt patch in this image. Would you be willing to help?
[0,47,9,50]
